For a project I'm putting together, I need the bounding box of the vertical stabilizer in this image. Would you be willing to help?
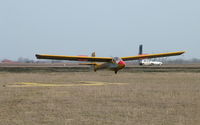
[91,52,96,57]
[91,52,96,71]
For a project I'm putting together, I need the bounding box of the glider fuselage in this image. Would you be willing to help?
[94,58,126,73]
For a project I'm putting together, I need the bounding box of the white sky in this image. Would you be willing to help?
[0,0,199,60]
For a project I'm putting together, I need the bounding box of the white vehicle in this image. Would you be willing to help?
[138,44,163,66]
[140,59,163,66]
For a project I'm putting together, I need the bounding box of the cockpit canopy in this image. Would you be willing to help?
[112,57,122,63]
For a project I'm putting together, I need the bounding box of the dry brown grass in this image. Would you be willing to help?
[0,71,200,125]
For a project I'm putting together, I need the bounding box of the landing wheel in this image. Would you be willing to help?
[114,71,118,74]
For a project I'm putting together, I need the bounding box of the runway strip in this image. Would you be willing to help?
[1,65,200,73]
[6,81,128,87]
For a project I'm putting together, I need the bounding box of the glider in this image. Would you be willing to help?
[36,51,185,74]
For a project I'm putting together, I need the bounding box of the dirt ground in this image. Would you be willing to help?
[0,71,200,125]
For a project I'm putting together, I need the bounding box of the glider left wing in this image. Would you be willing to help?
[35,54,113,62]
[121,51,185,61]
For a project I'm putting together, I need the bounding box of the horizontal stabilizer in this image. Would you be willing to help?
[79,63,98,65]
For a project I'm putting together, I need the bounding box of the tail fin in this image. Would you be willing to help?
[91,52,96,57]
[90,52,96,70]
[78,52,97,71]
[78,52,98,71]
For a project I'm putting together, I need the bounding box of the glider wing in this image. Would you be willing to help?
[121,51,185,61]
[35,54,112,62]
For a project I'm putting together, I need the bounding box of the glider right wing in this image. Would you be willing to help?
[35,54,113,62]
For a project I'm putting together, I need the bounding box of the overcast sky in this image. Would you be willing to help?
[0,0,199,60]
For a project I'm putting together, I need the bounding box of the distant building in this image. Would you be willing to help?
[1,59,16,63]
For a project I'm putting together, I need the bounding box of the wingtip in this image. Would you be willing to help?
[181,51,186,54]
[35,54,40,59]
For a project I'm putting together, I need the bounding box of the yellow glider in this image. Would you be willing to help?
[36,51,185,74]
[36,51,185,62]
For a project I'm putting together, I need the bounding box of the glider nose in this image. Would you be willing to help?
[118,60,126,67]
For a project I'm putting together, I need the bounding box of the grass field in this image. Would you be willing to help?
[0,71,200,125]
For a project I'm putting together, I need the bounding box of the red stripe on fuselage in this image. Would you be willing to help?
[117,61,126,70]
[118,60,126,66]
